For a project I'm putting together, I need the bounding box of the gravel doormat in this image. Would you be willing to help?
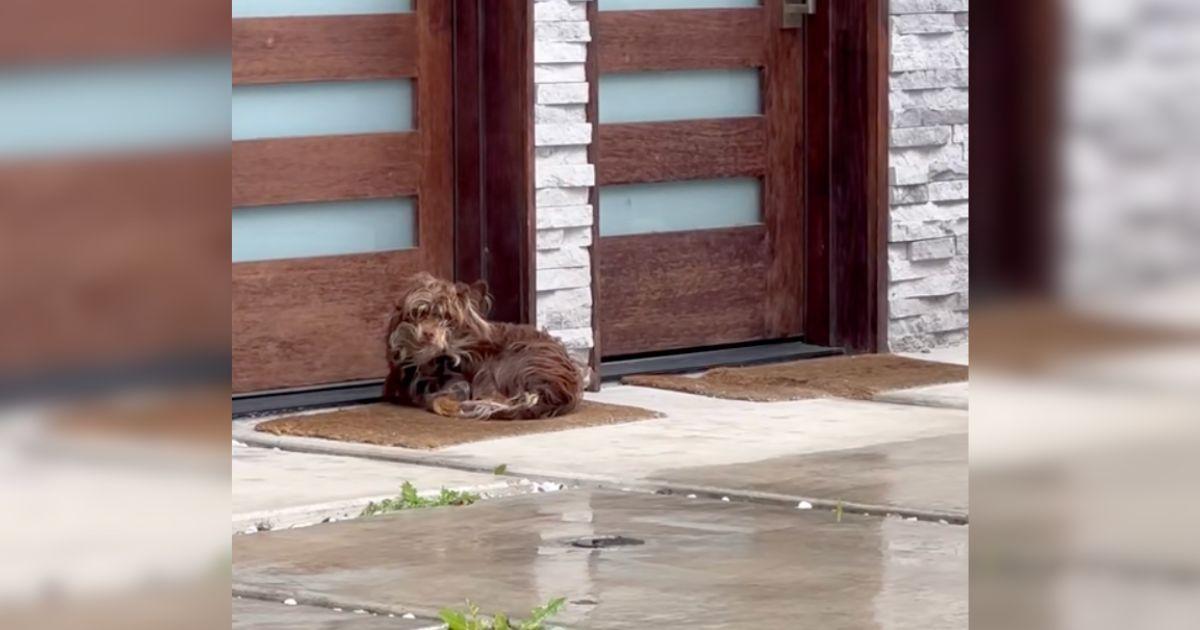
[621,354,968,402]
[255,401,662,449]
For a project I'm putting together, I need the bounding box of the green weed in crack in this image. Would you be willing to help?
[440,597,566,630]
[359,482,480,517]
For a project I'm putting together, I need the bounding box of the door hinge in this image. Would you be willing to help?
[782,0,817,29]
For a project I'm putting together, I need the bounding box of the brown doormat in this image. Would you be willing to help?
[621,354,967,402]
[254,400,662,449]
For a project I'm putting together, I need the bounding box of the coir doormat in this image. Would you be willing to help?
[621,354,967,402]
[254,400,662,449]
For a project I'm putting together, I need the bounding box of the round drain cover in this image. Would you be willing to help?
[569,535,645,549]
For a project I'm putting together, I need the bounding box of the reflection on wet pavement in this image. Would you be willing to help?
[654,434,968,515]
[235,490,966,629]
[233,597,436,629]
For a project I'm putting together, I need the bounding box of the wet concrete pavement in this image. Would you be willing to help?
[235,490,967,629]
[656,434,967,515]
[233,442,514,532]
[234,597,438,629]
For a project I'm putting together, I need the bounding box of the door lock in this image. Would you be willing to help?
[782,0,816,29]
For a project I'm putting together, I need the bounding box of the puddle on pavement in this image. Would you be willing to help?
[652,433,968,515]
[234,489,967,629]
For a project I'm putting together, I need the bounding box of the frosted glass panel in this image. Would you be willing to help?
[0,57,229,157]
[599,70,760,123]
[233,198,415,262]
[600,0,757,9]
[233,0,411,18]
[600,178,761,236]
[232,80,412,140]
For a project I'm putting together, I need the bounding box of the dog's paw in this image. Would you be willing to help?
[431,396,462,417]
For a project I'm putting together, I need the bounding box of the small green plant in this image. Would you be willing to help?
[834,500,844,523]
[493,463,508,475]
[359,482,480,517]
[439,597,565,630]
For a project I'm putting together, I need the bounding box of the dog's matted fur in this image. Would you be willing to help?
[382,272,584,420]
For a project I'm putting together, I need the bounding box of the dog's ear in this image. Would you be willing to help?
[469,279,493,316]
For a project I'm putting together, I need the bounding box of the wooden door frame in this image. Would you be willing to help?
[584,0,889,361]
[804,0,890,353]
[452,0,536,325]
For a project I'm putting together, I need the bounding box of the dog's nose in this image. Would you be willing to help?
[423,328,446,346]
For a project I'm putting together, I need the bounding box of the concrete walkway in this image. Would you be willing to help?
[233,443,526,533]
[236,387,966,520]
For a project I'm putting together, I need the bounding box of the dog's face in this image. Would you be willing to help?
[387,272,492,367]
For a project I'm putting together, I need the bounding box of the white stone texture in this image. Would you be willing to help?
[536,164,595,188]
[537,246,591,270]
[891,185,930,206]
[890,125,952,148]
[891,69,969,90]
[534,4,595,364]
[550,327,594,350]
[535,62,586,83]
[891,32,969,73]
[534,42,588,64]
[537,187,590,207]
[536,205,593,230]
[891,1,969,17]
[535,123,592,146]
[892,13,961,34]
[535,104,587,123]
[537,288,593,330]
[536,83,589,105]
[887,3,969,352]
[535,21,591,43]
[538,266,592,291]
[909,237,958,261]
[537,226,593,251]
[534,0,586,23]
[928,180,969,202]
[536,145,589,164]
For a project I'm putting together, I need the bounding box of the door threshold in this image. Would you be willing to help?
[234,341,843,417]
[600,340,843,381]
[233,381,383,418]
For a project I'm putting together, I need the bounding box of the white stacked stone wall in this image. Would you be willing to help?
[533,0,594,366]
[887,0,970,351]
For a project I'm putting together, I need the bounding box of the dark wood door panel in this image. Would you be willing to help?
[596,8,765,72]
[233,14,418,85]
[598,227,769,356]
[233,133,421,207]
[597,118,766,186]
[232,250,423,392]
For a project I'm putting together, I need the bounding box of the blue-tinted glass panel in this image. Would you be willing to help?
[600,178,762,236]
[0,57,229,157]
[232,80,413,140]
[232,0,411,18]
[599,70,760,124]
[232,198,415,262]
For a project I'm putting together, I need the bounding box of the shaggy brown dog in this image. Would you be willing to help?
[382,272,584,420]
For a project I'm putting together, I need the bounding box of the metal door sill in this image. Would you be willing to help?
[600,340,842,381]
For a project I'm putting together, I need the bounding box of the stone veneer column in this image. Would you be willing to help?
[887,0,970,351]
[532,0,594,366]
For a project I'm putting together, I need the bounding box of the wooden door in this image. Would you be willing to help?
[231,0,453,393]
[594,0,806,357]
